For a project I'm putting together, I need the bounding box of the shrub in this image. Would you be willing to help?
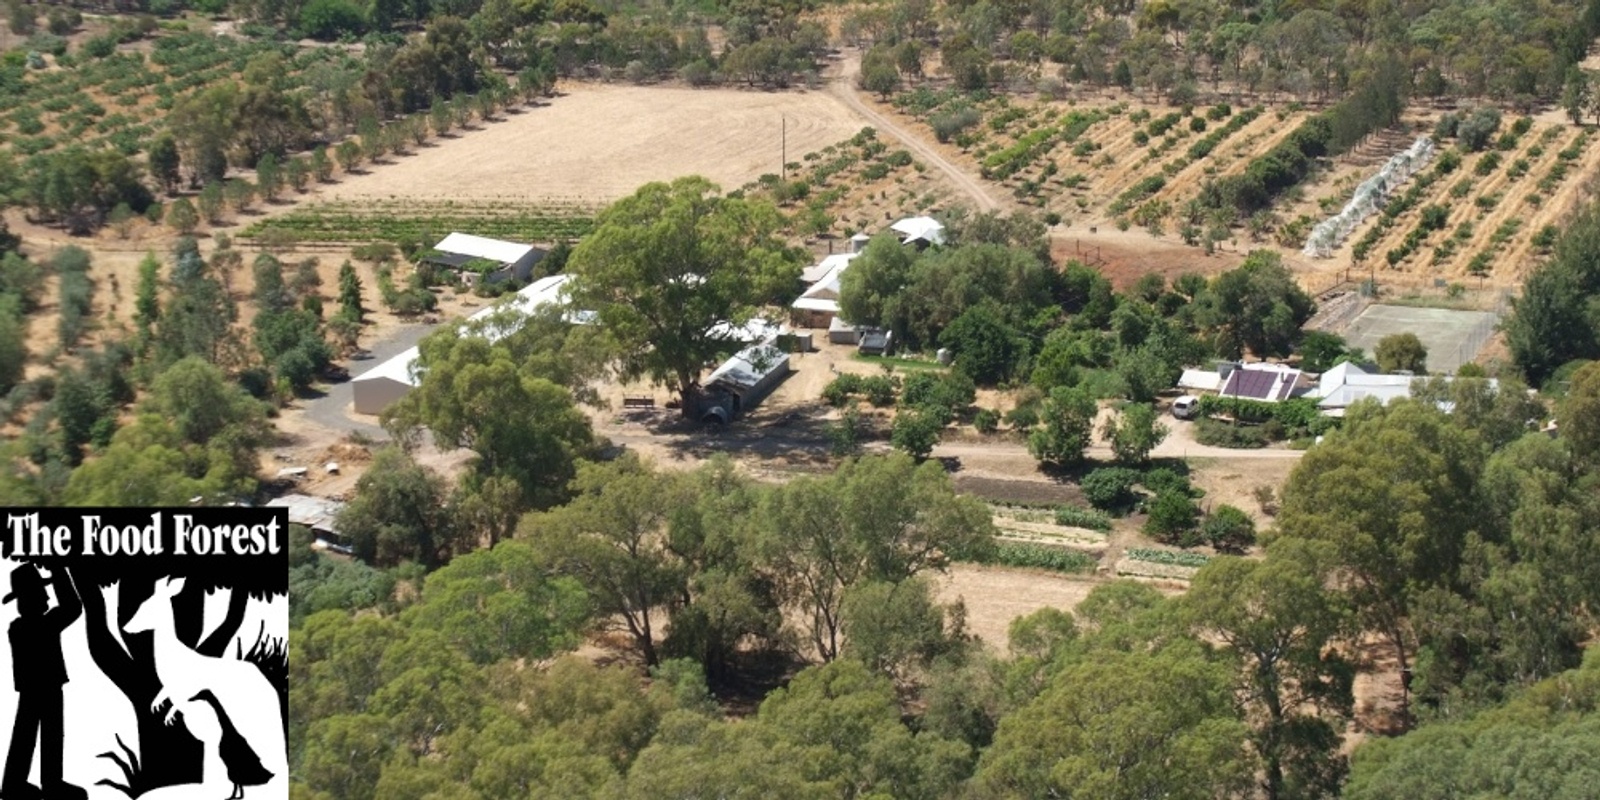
[890,408,942,459]
[973,407,1000,433]
[930,106,981,144]
[1143,490,1200,543]
[1081,467,1142,513]
[1194,418,1268,448]
[1140,467,1196,498]
[1201,505,1256,553]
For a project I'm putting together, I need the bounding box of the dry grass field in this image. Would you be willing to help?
[316,83,876,205]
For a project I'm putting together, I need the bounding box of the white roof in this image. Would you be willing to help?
[890,216,946,245]
[792,296,840,313]
[1178,369,1222,392]
[353,274,576,389]
[708,317,784,344]
[1314,365,1499,409]
[801,252,858,283]
[706,342,788,391]
[433,232,537,265]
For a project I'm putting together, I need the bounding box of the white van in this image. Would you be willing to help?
[1172,395,1200,420]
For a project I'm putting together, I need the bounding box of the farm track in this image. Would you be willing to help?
[831,54,1001,212]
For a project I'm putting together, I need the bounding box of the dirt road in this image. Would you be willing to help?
[828,51,1001,212]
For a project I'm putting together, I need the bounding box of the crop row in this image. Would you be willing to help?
[240,209,594,244]
[1125,548,1210,568]
[976,542,1099,574]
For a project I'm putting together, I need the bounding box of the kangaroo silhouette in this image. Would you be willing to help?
[122,577,286,793]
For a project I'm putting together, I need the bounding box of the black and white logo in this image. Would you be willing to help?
[0,509,288,799]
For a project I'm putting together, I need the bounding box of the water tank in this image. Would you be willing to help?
[937,348,953,366]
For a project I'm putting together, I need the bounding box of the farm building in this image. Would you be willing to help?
[421,232,547,286]
[791,252,858,328]
[829,317,861,345]
[265,493,346,546]
[1311,361,1499,416]
[859,329,893,356]
[351,274,575,415]
[1177,368,1224,394]
[1217,362,1306,403]
[891,216,946,248]
[697,340,790,423]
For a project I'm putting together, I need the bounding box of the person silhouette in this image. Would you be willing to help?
[2,565,85,800]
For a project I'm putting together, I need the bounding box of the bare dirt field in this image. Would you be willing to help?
[1051,225,1247,290]
[312,83,874,205]
[936,564,1184,650]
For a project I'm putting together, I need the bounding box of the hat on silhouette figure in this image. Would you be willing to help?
[1,565,47,606]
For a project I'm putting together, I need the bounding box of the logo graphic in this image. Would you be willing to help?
[0,509,288,799]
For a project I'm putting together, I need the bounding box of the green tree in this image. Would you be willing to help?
[520,455,689,665]
[166,197,199,235]
[758,454,995,661]
[1504,201,1600,386]
[256,152,283,201]
[1375,332,1428,374]
[402,540,590,665]
[938,305,1024,386]
[838,232,918,338]
[382,329,596,509]
[1186,540,1354,800]
[1102,402,1168,464]
[565,176,801,406]
[976,638,1254,798]
[284,157,311,194]
[1559,360,1600,468]
[1299,330,1350,372]
[335,139,364,173]
[133,253,161,349]
[148,134,182,194]
[1201,504,1258,553]
[840,576,967,686]
[1028,386,1097,468]
[1273,400,1487,722]
[753,658,972,797]
[310,146,333,182]
[860,45,901,98]
[890,407,943,459]
[197,183,224,224]
[0,296,27,397]
[336,446,457,568]
[1562,68,1590,125]
[337,260,364,322]
[1198,250,1316,358]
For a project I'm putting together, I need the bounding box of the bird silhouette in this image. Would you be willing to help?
[186,690,273,800]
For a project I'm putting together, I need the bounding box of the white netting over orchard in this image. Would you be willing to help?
[1302,136,1435,259]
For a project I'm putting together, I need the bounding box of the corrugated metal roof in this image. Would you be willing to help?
[353,274,575,389]
[434,232,537,265]
[706,342,788,390]
[1178,369,1222,392]
[890,216,946,245]
[265,493,345,535]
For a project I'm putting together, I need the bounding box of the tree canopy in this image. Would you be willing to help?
[565,176,802,403]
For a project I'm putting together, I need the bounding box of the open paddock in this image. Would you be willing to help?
[315,83,874,204]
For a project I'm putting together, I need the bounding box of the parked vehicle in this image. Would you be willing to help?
[1172,395,1200,420]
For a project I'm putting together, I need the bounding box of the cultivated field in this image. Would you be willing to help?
[314,83,875,205]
